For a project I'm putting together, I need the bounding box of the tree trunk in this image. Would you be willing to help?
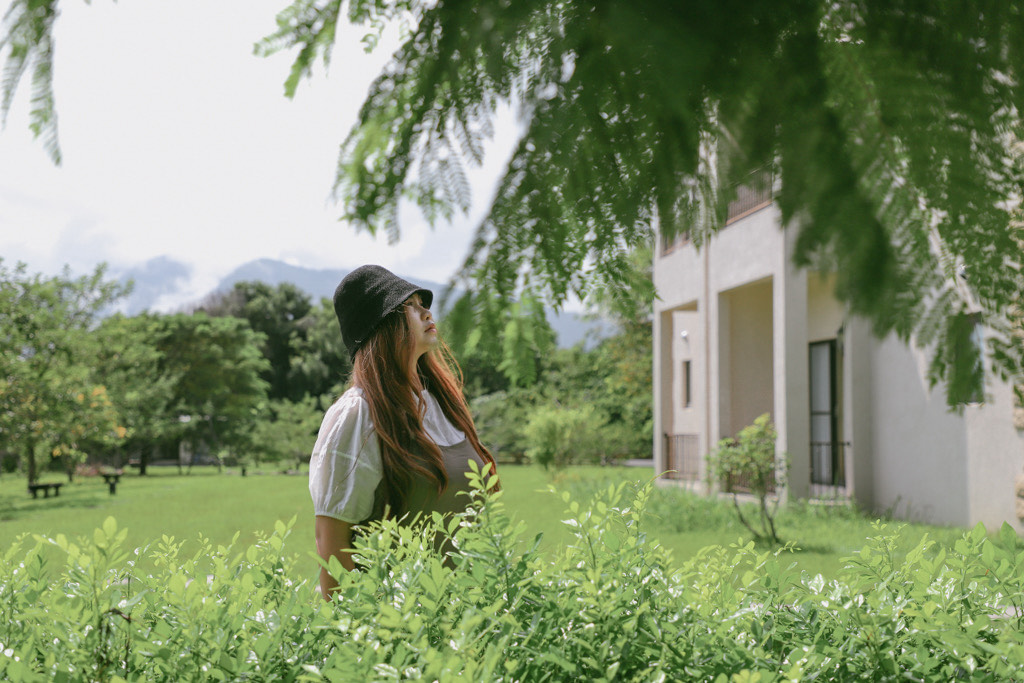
[206,417,223,474]
[25,439,37,485]
[63,452,74,483]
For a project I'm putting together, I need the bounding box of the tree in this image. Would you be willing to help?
[92,313,178,475]
[443,290,557,389]
[197,282,314,402]
[288,298,352,401]
[250,396,324,470]
[469,245,653,466]
[154,313,270,466]
[0,261,129,483]
[5,1,1024,397]
[198,286,357,402]
[578,244,654,458]
[469,388,533,462]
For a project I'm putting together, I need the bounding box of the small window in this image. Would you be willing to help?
[682,360,692,408]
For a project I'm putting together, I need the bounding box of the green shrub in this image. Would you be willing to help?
[250,396,323,467]
[708,414,789,545]
[558,472,743,533]
[469,389,534,463]
[2,466,1023,681]
[522,404,607,469]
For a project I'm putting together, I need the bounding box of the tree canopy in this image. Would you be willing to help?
[0,261,129,482]
[3,0,1023,397]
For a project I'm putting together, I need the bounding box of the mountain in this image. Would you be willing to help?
[116,257,609,348]
[214,259,452,305]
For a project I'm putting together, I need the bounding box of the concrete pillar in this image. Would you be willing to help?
[715,292,730,446]
[845,315,874,510]
[776,254,810,500]
[653,307,675,477]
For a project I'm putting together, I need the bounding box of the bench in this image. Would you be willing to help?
[102,472,122,494]
[27,483,63,499]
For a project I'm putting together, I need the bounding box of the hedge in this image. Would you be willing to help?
[2,465,1022,681]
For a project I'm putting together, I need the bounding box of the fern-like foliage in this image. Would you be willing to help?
[4,0,1023,400]
[0,0,61,164]
[301,0,1024,402]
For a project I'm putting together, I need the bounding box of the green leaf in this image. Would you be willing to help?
[998,521,1018,550]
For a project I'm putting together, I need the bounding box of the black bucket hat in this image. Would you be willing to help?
[333,265,433,359]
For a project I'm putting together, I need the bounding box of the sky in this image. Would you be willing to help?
[0,0,519,308]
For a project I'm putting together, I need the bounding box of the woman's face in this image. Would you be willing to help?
[403,293,438,360]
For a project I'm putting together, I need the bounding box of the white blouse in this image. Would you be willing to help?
[308,387,466,523]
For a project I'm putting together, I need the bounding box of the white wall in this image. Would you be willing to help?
[965,380,1024,532]
[807,273,845,343]
[654,240,703,310]
[869,336,971,525]
[719,280,775,437]
[708,208,781,292]
[672,310,704,437]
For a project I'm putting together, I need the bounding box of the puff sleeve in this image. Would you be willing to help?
[308,390,383,523]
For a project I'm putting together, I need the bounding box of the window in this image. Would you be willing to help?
[809,340,843,487]
[682,360,692,408]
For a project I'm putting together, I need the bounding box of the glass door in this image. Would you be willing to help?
[809,340,842,486]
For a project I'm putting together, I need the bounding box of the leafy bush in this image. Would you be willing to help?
[469,389,535,463]
[558,472,743,533]
[250,396,323,467]
[709,414,789,545]
[2,467,1024,681]
[522,404,608,469]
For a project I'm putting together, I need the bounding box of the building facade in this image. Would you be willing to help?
[653,193,1024,531]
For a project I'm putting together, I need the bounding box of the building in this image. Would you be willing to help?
[652,184,1024,531]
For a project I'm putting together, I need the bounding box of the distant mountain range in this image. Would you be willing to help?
[114,257,610,348]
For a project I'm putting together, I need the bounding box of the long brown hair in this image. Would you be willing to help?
[352,308,498,518]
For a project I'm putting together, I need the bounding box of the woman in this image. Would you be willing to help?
[308,265,498,600]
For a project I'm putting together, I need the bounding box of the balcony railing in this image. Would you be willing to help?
[724,466,778,495]
[658,170,771,257]
[725,171,773,225]
[663,433,700,481]
[810,440,850,499]
[660,229,691,256]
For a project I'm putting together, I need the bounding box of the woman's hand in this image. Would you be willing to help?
[314,515,355,600]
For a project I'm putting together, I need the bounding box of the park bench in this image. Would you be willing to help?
[102,472,121,494]
[27,482,63,499]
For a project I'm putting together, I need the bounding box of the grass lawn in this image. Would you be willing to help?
[0,464,969,582]
[502,466,968,578]
[0,465,315,576]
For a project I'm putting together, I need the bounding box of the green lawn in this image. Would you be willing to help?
[0,466,315,575]
[0,464,968,582]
